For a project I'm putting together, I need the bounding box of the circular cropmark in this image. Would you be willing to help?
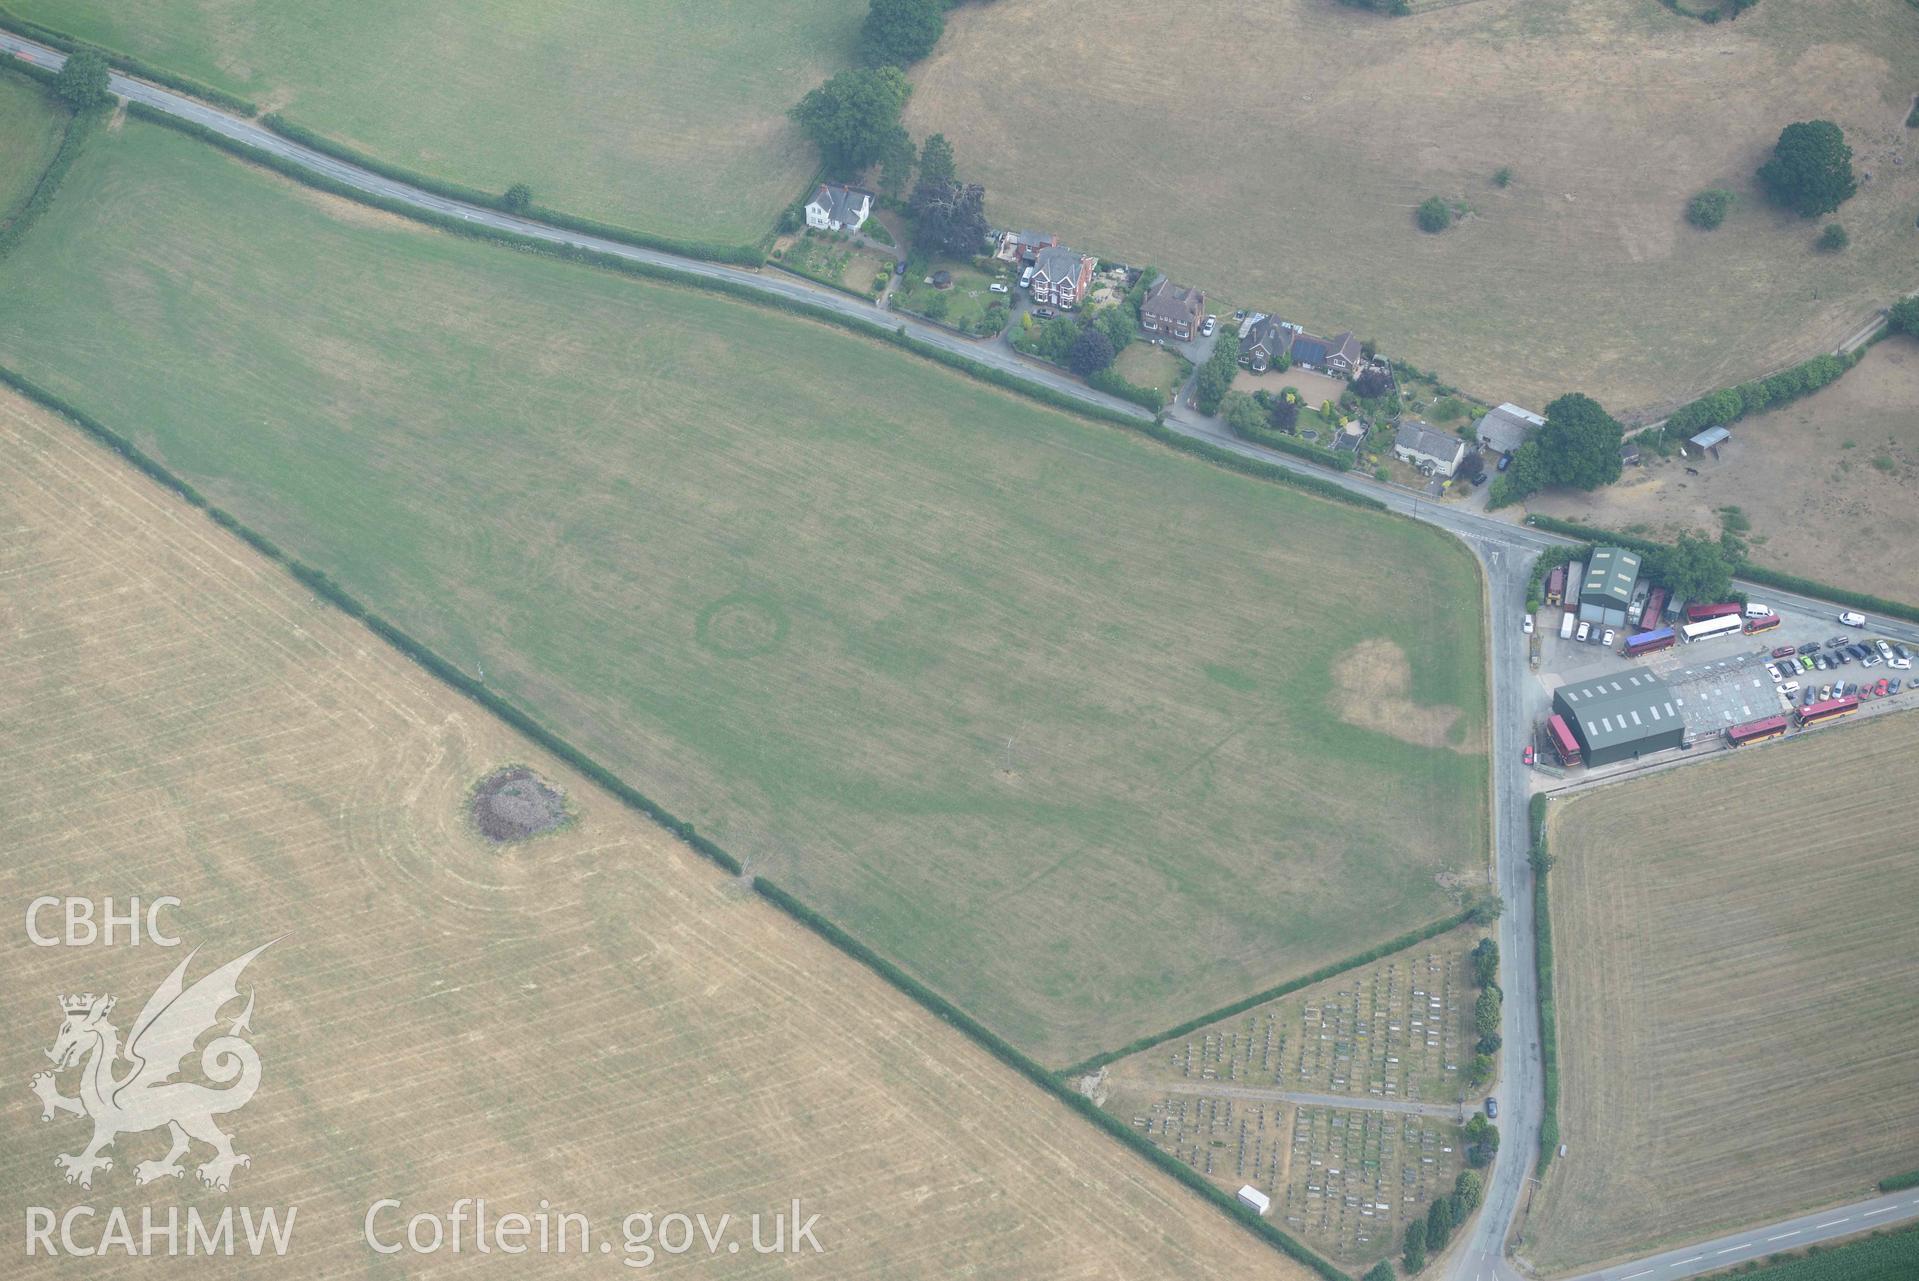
[695,593,789,659]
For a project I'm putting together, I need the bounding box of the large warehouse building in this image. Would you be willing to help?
[1552,668,1686,766]
[1576,546,1641,627]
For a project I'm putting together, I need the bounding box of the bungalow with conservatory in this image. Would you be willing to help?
[1029,245,1097,309]
[804,183,872,232]
[1139,278,1205,341]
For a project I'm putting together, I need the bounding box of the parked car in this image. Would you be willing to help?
[1895,643,1911,661]
[1835,650,1852,666]
[1769,666,1784,683]
[1497,454,1512,472]
[1891,657,1913,671]
[1800,655,1816,671]
[1473,472,1489,486]
[988,282,1009,294]
[1863,654,1884,668]
[1802,688,1816,707]
[1522,745,1535,765]
[1601,627,1616,647]
[1877,640,1894,660]
[1771,645,1797,659]
[1814,654,1830,670]
[1890,678,1903,694]
[1019,266,1035,288]
[1522,614,1534,635]
[1819,685,1832,701]
[1782,680,1801,695]
[1797,642,1820,655]
[1485,1098,1498,1119]
[1201,315,1217,337]
[1839,611,1866,627]
[1828,636,1850,648]
[1033,306,1056,319]
[1875,678,1891,697]
[1576,621,1591,643]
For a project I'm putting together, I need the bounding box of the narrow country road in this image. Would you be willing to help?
[5,34,1915,1281]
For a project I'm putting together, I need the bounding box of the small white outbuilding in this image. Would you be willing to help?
[1237,1185,1271,1216]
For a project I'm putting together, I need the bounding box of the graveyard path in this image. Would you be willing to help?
[1147,1079,1469,1121]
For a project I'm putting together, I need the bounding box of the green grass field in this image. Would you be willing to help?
[0,71,68,227]
[10,0,862,245]
[0,120,1489,1064]
[904,0,1919,413]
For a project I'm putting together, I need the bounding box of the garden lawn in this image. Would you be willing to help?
[10,0,863,246]
[0,120,1490,1065]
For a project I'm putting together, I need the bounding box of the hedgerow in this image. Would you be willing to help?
[0,96,99,258]
[1063,910,1473,1077]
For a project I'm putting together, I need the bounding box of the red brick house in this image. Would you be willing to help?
[1138,277,1205,341]
[1028,246,1096,309]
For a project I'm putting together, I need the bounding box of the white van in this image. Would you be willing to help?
[1744,602,1774,619]
[1019,266,1035,289]
[1575,620,1591,643]
[1838,611,1866,627]
[1559,613,1575,641]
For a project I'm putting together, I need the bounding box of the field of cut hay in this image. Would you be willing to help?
[8,0,862,245]
[0,387,1318,1280]
[1526,712,1919,1272]
[903,0,1919,412]
[1530,334,1919,605]
[0,118,1488,1066]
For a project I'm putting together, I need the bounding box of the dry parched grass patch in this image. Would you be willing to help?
[1334,638,1478,752]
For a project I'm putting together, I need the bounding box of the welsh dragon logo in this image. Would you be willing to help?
[30,942,274,1192]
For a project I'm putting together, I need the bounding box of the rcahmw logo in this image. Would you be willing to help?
[24,940,297,1259]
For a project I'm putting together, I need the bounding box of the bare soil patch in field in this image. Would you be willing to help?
[1526,713,1919,1273]
[1530,336,1919,603]
[0,389,1311,1279]
[1334,639,1476,751]
[906,0,1919,411]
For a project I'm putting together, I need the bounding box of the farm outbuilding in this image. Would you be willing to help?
[1552,668,1686,766]
[1577,546,1641,627]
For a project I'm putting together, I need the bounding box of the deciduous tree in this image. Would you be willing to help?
[790,67,912,178]
[910,180,988,257]
[1536,392,1623,491]
[501,183,533,213]
[1068,326,1116,377]
[1758,120,1856,218]
[859,0,946,68]
[55,50,111,109]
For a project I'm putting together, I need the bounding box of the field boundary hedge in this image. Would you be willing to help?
[259,112,766,267]
[1232,417,1355,472]
[112,103,1393,521]
[0,93,95,258]
[1523,514,1919,623]
[0,7,258,113]
[1879,1170,1919,1193]
[1530,793,1560,1171]
[1062,910,1474,1078]
[0,356,1345,1279]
